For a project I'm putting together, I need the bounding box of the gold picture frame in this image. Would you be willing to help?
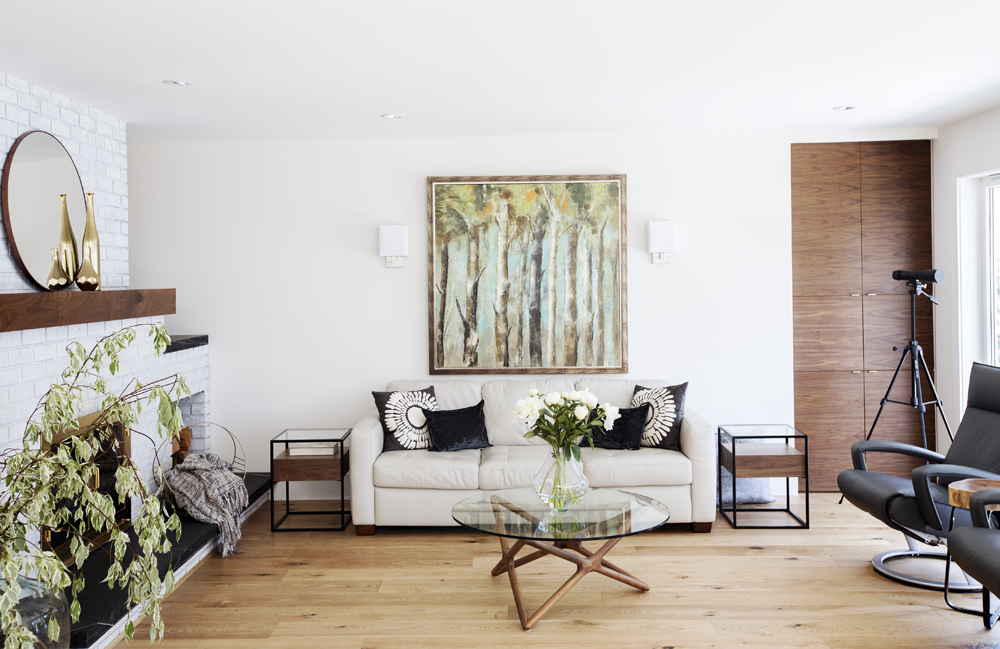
[427,175,627,374]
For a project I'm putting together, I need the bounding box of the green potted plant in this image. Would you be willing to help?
[0,323,188,648]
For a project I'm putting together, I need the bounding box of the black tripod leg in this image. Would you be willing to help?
[912,344,928,451]
[917,349,955,443]
[864,347,909,442]
[840,349,911,505]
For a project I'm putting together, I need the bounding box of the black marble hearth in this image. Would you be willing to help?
[67,472,270,648]
[164,334,209,354]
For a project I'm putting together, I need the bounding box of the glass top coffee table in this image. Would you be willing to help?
[452,487,670,630]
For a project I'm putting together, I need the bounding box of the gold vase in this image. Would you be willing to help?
[77,193,100,291]
[46,248,71,290]
[57,194,78,282]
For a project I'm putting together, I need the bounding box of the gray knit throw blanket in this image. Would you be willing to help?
[165,453,248,557]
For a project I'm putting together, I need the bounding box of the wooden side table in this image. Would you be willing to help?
[270,428,351,531]
[948,479,1000,511]
[718,424,809,529]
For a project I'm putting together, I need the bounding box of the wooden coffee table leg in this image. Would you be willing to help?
[497,536,529,628]
[490,539,524,576]
[494,536,648,630]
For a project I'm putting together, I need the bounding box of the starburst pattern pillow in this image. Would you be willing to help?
[631,383,688,451]
[372,387,439,451]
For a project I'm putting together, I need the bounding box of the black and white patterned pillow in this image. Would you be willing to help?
[372,387,438,451]
[631,383,688,451]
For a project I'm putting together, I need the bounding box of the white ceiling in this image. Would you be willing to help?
[3,0,1000,143]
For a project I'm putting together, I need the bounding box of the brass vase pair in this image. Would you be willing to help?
[46,193,100,291]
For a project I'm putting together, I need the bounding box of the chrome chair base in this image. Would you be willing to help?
[872,549,982,592]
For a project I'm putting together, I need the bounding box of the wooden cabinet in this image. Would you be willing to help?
[791,140,933,491]
[791,143,863,297]
[794,371,865,492]
[793,296,863,371]
[860,141,933,295]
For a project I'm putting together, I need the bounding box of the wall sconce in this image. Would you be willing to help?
[379,225,408,268]
[648,220,677,264]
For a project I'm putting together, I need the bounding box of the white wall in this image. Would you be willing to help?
[129,129,930,478]
[933,104,1000,448]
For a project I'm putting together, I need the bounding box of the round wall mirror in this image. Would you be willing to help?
[1,131,87,290]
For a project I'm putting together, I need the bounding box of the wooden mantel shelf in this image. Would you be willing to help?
[0,289,176,333]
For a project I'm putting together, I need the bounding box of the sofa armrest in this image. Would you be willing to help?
[680,408,716,524]
[349,408,384,527]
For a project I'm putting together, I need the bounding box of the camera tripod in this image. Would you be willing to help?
[865,279,954,448]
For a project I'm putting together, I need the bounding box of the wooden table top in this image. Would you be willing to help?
[947,478,1000,510]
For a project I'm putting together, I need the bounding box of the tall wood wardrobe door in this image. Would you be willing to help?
[792,139,933,491]
[791,142,863,491]
[860,141,932,295]
[860,141,935,464]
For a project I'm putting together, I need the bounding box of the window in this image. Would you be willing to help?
[988,178,1000,364]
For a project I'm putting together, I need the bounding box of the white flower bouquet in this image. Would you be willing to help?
[512,389,621,510]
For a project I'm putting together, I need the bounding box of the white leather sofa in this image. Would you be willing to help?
[349,378,716,535]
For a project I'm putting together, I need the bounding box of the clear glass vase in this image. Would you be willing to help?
[0,575,71,648]
[533,446,589,511]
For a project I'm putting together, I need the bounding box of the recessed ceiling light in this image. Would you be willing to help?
[832,106,855,111]
[162,80,192,87]
[381,114,404,119]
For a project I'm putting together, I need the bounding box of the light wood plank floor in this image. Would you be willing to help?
[117,495,1000,649]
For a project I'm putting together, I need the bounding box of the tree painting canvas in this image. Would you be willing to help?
[428,175,627,374]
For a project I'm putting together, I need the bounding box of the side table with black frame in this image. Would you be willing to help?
[270,428,351,532]
[718,424,809,529]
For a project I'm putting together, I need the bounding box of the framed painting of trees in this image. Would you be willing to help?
[427,175,627,374]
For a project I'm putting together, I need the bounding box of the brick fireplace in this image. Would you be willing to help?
[0,72,216,648]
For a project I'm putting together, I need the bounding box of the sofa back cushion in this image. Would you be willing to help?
[482,378,576,446]
[574,379,672,408]
[385,380,482,410]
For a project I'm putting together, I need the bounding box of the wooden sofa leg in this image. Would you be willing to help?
[692,522,713,533]
[355,525,376,536]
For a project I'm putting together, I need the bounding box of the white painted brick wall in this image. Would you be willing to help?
[0,72,128,292]
[0,73,210,503]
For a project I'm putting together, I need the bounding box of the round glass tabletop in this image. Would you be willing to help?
[452,488,670,541]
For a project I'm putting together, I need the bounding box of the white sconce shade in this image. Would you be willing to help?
[379,225,408,268]
[648,220,677,264]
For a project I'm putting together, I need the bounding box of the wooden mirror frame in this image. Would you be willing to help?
[1,130,87,291]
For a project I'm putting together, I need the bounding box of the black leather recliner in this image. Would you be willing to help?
[947,489,1000,628]
[838,362,1000,590]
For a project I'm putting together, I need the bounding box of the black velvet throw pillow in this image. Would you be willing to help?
[590,404,650,451]
[632,383,688,451]
[422,400,491,452]
[372,387,438,451]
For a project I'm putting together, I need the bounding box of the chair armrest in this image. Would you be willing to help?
[912,464,1000,531]
[969,489,1000,529]
[348,409,384,527]
[851,440,945,471]
[679,408,716,524]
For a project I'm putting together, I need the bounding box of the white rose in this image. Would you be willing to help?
[561,392,568,398]
[574,405,589,420]
[568,390,581,401]
[544,391,563,405]
[582,391,598,408]
[528,388,539,396]
[602,404,621,431]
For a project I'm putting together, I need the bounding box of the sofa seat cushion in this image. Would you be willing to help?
[581,447,692,488]
[373,449,481,490]
[479,445,552,490]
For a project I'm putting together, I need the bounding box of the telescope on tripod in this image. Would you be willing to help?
[865,269,954,448]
